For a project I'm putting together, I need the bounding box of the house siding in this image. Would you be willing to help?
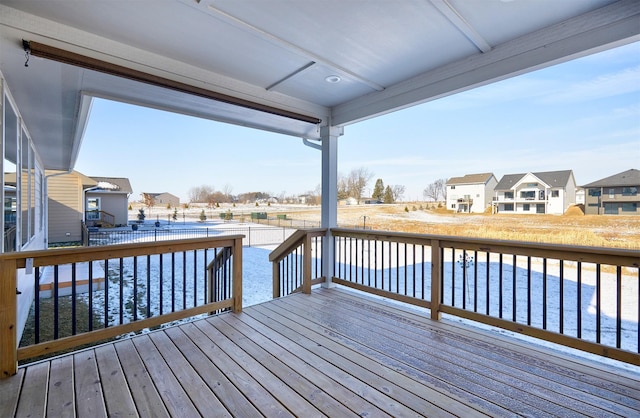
[48,173,83,243]
[89,191,129,226]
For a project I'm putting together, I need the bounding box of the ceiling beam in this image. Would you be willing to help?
[429,0,492,53]
[332,0,640,126]
[26,41,322,125]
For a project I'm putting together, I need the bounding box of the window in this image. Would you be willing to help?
[86,197,101,220]
[588,189,601,197]
[504,203,514,211]
[551,190,559,198]
[520,191,535,199]
[608,188,615,198]
[451,186,455,190]
[523,203,530,211]
[622,187,638,196]
[622,203,637,212]
[539,190,545,200]
[588,203,599,207]
[527,183,538,187]
[504,191,513,199]
[451,204,455,209]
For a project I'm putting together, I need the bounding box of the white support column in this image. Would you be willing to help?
[320,125,343,288]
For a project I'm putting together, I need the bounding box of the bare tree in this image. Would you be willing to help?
[391,184,406,202]
[347,167,374,203]
[222,183,234,202]
[141,193,156,210]
[423,178,446,201]
[188,185,214,203]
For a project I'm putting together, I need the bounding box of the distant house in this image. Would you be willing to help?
[493,170,576,215]
[446,173,497,213]
[47,170,97,243]
[142,192,180,208]
[582,169,639,215]
[86,177,133,227]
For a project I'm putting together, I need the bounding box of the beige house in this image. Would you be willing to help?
[47,170,96,244]
[142,192,180,208]
[583,169,640,215]
[47,172,132,244]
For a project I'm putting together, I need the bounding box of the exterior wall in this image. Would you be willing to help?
[447,182,493,213]
[495,173,575,215]
[155,193,180,207]
[88,191,129,226]
[584,186,640,215]
[48,173,83,243]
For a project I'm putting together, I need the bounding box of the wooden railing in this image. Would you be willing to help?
[0,235,243,378]
[272,228,640,365]
[269,228,326,297]
[85,210,115,227]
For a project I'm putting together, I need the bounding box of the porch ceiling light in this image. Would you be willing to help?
[325,75,341,84]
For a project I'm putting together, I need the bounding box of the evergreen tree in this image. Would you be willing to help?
[372,178,384,200]
[137,208,146,222]
[383,186,394,203]
[172,208,178,221]
[199,209,207,222]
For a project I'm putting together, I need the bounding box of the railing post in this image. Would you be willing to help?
[232,237,243,313]
[303,233,312,294]
[272,261,280,299]
[430,240,442,320]
[0,259,18,378]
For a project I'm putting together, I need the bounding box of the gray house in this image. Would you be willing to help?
[583,169,640,215]
[86,177,133,227]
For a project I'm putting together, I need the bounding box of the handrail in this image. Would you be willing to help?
[269,228,326,262]
[271,227,640,365]
[270,228,326,298]
[0,235,244,378]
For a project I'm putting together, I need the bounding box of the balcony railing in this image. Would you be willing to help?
[270,228,326,297]
[272,228,640,365]
[0,235,243,377]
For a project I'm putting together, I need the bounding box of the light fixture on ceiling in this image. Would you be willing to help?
[325,75,341,84]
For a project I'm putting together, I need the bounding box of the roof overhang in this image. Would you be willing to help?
[1,0,638,171]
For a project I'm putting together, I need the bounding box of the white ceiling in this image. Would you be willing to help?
[1,0,638,170]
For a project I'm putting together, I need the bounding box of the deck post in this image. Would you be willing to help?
[320,125,343,288]
[0,259,18,378]
[302,233,312,294]
[232,237,243,313]
[430,240,442,320]
[272,261,280,299]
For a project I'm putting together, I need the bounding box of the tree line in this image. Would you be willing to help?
[147,168,450,207]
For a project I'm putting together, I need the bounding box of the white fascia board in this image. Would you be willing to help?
[331,0,640,126]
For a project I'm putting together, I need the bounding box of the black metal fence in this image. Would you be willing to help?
[88,226,298,247]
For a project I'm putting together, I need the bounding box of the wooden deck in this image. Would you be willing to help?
[1,288,639,417]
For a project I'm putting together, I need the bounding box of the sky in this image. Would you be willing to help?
[74,42,640,203]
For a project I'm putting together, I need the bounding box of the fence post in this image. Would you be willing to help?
[0,258,18,378]
[232,237,243,313]
[248,227,251,247]
[154,229,157,241]
[430,240,442,320]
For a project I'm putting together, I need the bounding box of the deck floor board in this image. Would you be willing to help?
[4,288,639,417]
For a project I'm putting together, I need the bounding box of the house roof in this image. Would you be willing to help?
[89,177,133,194]
[447,173,495,186]
[582,168,640,188]
[495,170,574,190]
[1,1,638,170]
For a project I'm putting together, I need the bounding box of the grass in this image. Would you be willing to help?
[289,203,640,249]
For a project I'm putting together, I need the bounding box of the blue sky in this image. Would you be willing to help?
[75,42,640,202]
